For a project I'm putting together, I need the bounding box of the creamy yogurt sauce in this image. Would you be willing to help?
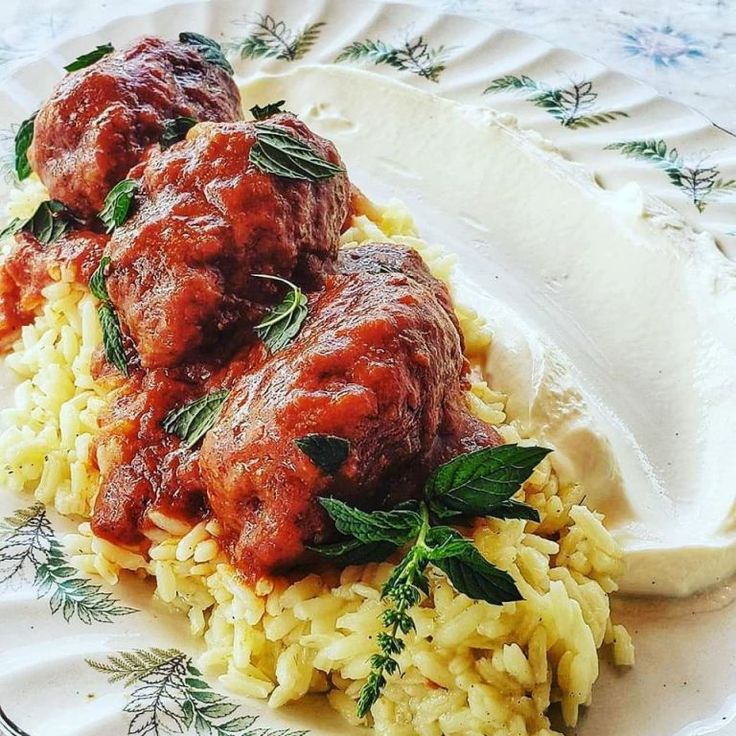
[240,65,736,598]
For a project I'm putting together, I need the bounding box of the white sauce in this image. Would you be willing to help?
[240,65,736,598]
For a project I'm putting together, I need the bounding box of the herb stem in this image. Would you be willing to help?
[315,442,549,719]
[357,510,430,719]
[416,501,430,548]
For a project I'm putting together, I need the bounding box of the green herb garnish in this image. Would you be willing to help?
[21,199,72,245]
[98,179,138,233]
[160,116,197,149]
[0,200,72,245]
[29,199,72,245]
[0,217,24,240]
[88,255,131,376]
[14,111,37,181]
[426,444,551,519]
[179,32,233,74]
[250,100,286,121]
[89,256,110,301]
[308,537,398,566]
[64,43,114,72]
[311,442,548,718]
[249,123,344,182]
[295,434,350,475]
[98,302,129,377]
[253,274,308,352]
[162,389,230,448]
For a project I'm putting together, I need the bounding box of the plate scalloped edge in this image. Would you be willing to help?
[0,0,734,255]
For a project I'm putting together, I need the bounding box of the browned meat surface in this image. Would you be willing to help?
[0,230,107,339]
[105,115,350,369]
[200,243,501,581]
[28,36,243,218]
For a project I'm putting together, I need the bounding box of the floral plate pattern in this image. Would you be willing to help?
[0,1,735,735]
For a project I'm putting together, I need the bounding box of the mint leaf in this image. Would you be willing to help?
[253,274,308,352]
[23,199,71,245]
[98,179,138,233]
[179,32,233,74]
[1,200,72,245]
[427,444,551,517]
[14,111,36,181]
[295,434,349,475]
[250,123,344,181]
[425,526,473,559]
[160,116,197,149]
[162,389,230,448]
[490,498,540,523]
[308,537,398,565]
[250,100,286,121]
[89,256,110,301]
[98,303,128,376]
[429,528,521,605]
[64,43,114,72]
[319,498,422,545]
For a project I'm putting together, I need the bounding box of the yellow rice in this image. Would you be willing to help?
[0,177,633,736]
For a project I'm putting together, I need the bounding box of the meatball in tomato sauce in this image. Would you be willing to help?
[105,115,350,369]
[200,243,501,581]
[28,36,242,218]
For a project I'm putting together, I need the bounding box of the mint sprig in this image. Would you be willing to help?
[24,199,72,245]
[179,32,233,75]
[250,100,286,121]
[311,442,548,718]
[160,116,197,149]
[357,512,429,718]
[253,273,308,352]
[98,303,129,377]
[14,111,36,181]
[307,537,398,566]
[98,179,138,233]
[295,434,349,475]
[427,444,550,520]
[162,389,230,448]
[88,256,132,376]
[1,199,75,246]
[89,255,111,301]
[319,498,422,545]
[64,43,114,72]
[249,123,344,181]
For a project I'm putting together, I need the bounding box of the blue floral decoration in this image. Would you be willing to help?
[622,24,705,68]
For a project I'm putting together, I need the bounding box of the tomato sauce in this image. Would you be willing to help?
[0,230,107,340]
[2,35,501,580]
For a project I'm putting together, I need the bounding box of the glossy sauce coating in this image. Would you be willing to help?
[91,346,262,547]
[0,230,107,339]
[29,36,243,218]
[105,115,350,368]
[200,244,501,580]
[6,43,502,581]
[91,244,500,578]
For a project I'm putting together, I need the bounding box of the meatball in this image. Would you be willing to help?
[200,243,500,580]
[105,115,350,369]
[28,36,243,218]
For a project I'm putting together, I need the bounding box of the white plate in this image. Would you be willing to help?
[1,2,735,735]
